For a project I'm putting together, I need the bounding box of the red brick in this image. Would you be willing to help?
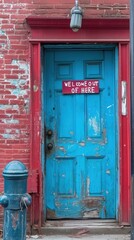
[0,14,9,19]
[0,100,9,104]
[5,74,19,79]
[6,109,19,114]
[0,85,4,89]
[4,0,18,2]
[0,90,11,94]
[0,74,4,80]
[5,29,14,34]
[1,24,14,29]
[1,19,10,24]
[4,95,17,99]
[9,99,24,105]
[0,70,11,74]
[12,69,25,74]
[6,65,19,69]
[4,55,19,60]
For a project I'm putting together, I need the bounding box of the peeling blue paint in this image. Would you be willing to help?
[9,79,28,86]
[11,60,29,75]
[2,134,17,139]
[5,129,20,134]
[0,43,7,48]
[0,105,19,110]
[2,129,21,139]
[2,119,19,124]
[20,80,27,85]
[0,30,6,35]
[11,89,27,96]
[8,79,29,97]
[0,29,10,50]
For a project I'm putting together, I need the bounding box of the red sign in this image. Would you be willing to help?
[62,80,99,94]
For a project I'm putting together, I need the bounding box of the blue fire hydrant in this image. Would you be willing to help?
[0,160,32,240]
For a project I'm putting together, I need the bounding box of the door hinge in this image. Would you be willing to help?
[121,81,127,116]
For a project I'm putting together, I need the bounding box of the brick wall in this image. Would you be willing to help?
[0,0,130,194]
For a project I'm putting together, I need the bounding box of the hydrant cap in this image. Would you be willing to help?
[3,160,28,178]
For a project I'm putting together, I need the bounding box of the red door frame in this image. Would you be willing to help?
[26,18,131,230]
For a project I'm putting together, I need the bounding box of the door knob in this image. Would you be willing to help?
[46,129,53,137]
[47,143,53,151]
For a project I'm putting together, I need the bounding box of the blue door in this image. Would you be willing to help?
[44,46,117,219]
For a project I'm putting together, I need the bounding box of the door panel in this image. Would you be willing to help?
[44,47,117,219]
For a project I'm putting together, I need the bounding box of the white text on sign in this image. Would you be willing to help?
[62,80,99,94]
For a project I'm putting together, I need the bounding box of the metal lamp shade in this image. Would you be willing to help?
[70,6,83,32]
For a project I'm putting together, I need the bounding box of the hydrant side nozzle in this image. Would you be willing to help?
[21,193,32,208]
[0,195,8,208]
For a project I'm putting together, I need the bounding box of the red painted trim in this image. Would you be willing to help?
[119,43,131,224]
[29,42,42,231]
[27,18,129,29]
[27,17,131,226]
[26,18,129,42]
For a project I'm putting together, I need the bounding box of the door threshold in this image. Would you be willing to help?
[38,220,130,236]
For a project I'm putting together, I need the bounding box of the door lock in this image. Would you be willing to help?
[47,143,53,151]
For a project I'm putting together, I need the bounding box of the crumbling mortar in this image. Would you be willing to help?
[0,29,11,51]
[86,3,129,10]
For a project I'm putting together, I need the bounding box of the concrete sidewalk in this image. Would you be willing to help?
[27,234,130,240]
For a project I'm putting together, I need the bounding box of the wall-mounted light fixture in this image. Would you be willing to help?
[70,0,83,32]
